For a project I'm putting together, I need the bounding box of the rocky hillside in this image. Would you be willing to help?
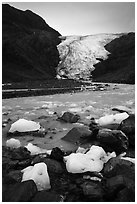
[2,4,61,83]
[92,32,135,84]
[57,33,135,84]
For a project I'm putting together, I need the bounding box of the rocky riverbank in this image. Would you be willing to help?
[2,83,135,202]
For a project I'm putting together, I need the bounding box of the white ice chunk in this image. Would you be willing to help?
[6,138,21,149]
[76,147,87,154]
[64,153,104,173]
[64,145,116,174]
[121,157,135,164]
[25,143,48,156]
[9,119,41,133]
[86,145,106,160]
[21,162,51,191]
[68,107,82,113]
[98,112,129,126]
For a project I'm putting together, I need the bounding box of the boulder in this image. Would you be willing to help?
[4,170,22,183]
[59,111,80,123]
[104,175,125,200]
[103,157,135,180]
[81,181,104,200]
[62,127,92,144]
[115,187,135,202]
[50,147,64,161]
[32,157,64,174]
[112,105,134,114]
[2,146,31,172]
[2,180,37,202]
[118,114,135,146]
[89,118,99,138]
[97,129,129,154]
[21,162,51,191]
[9,147,31,160]
[104,175,135,202]
[31,190,63,202]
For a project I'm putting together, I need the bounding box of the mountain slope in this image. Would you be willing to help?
[2,4,61,83]
[92,32,135,84]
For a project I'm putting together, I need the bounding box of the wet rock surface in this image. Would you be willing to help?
[62,126,92,145]
[97,129,129,154]
[118,114,135,146]
[59,111,80,123]
[3,180,37,202]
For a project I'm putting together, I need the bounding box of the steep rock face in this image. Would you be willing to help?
[2,4,61,83]
[57,34,123,80]
[92,33,135,84]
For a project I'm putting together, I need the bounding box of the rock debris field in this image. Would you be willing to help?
[2,83,135,202]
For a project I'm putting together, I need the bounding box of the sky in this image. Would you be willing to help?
[4,2,135,36]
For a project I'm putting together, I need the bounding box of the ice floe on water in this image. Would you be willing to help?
[9,119,41,133]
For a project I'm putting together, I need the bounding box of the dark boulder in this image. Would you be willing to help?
[103,175,125,200]
[118,114,135,146]
[103,175,135,201]
[103,157,135,180]
[59,112,80,123]
[115,186,135,202]
[62,127,92,145]
[31,190,63,202]
[3,170,22,184]
[8,146,31,160]
[2,146,31,173]
[32,157,64,174]
[81,181,104,201]
[97,129,128,154]
[50,147,64,161]
[2,180,37,202]
[89,117,99,138]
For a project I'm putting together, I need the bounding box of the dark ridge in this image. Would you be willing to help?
[92,32,135,84]
[2,4,61,83]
